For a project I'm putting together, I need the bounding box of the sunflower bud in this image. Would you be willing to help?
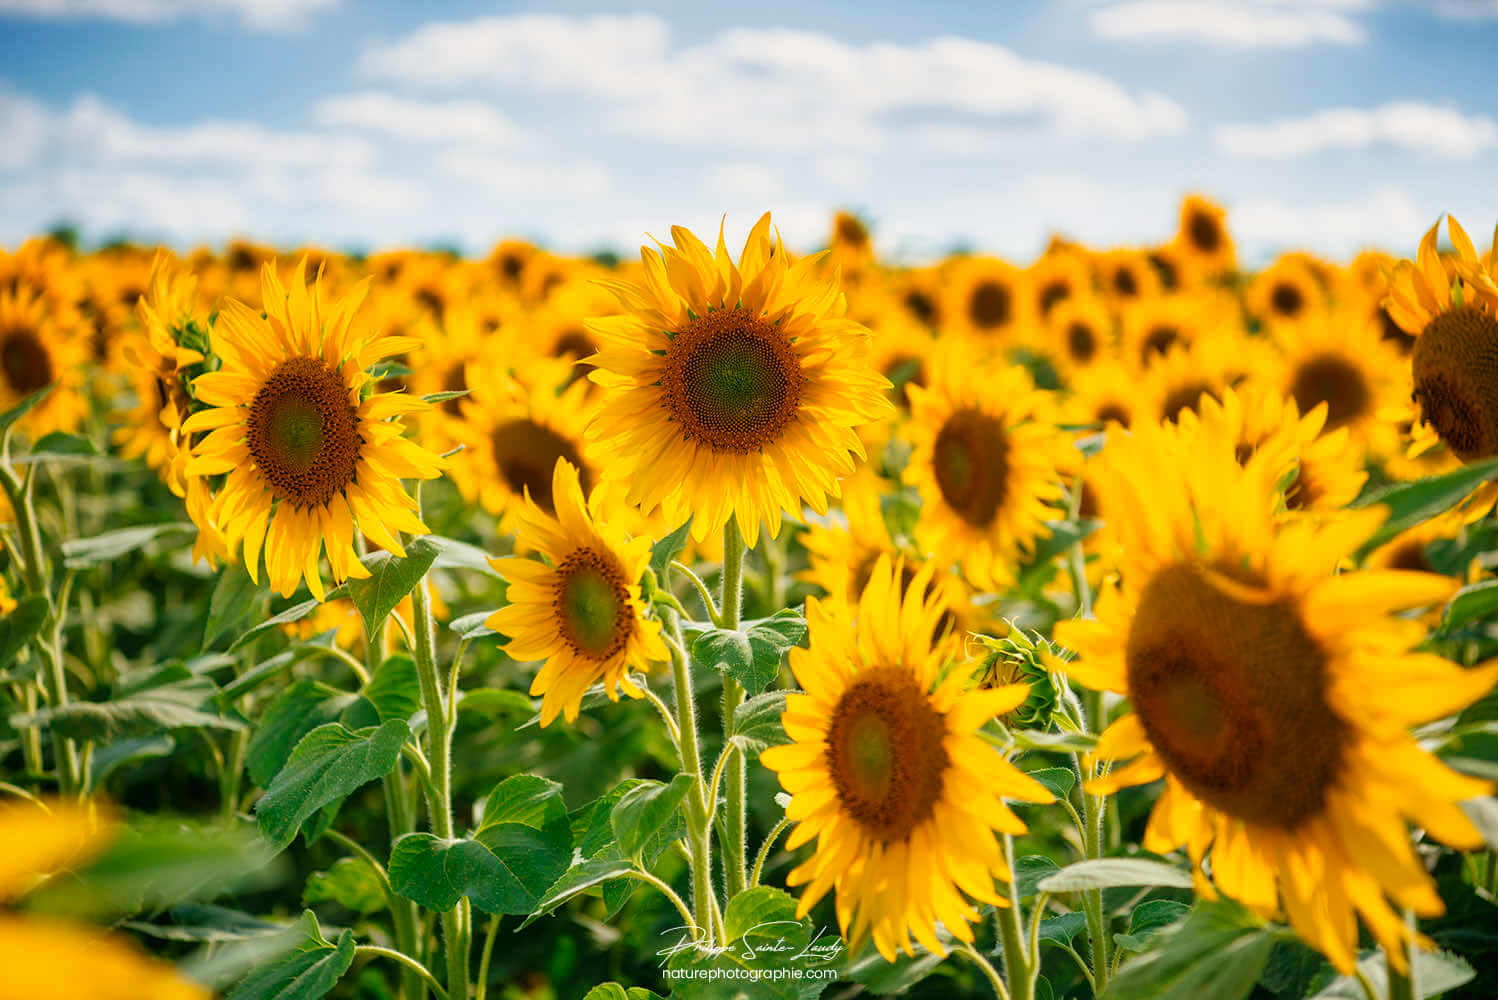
[972,624,1060,730]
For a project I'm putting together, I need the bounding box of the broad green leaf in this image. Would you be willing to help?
[692,610,807,695]
[731,690,790,755]
[722,885,800,942]
[246,680,354,787]
[1442,580,1498,633]
[475,774,568,832]
[89,735,175,792]
[18,430,103,464]
[345,537,440,636]
[1104,901,1275,1000]
[1039,911,1088,949]
[1039,858,1193,893]
[227,911,356,1000]
[1012,728,1098,753]
[126,904,284,943]
[450,610,498,639]
[303,856,386,914]
[582,986,666,1000]
[256,720,411,850]
[650,518,693,578]
[228,599,321,652]
[1310,948,1476,999]
[1014,855,1062,900]
[359,653,422,725]
[14,689,245,743]
[0,594,49,676]
[456,687,535,719]
[1113,899,1190,953]
[840,938,945,995]
[425,534,501,577]
[611,774,693,859]
[666,882,833,999]
[1027,767,1077,801]
[205,568,269,650]
[1353,457,1498,559]
[61,522,195,569]
[521,856,637,927]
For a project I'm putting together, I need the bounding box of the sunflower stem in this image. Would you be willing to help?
[959,942,1012,1000]
[1387,912,1417,1000]
[666,608,717,942]
[411,569,470,1000]
[720,516,748,900]
[995,834,1035,1000]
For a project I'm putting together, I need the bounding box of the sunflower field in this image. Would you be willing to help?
[4,200,1498,1000]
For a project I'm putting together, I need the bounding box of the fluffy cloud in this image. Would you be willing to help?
[312,92,538,150]
[1214,102,1498,159]
[360,12,1189,149]
[0,0,335,30]
[1231,187,1425,255]
[1090,0,1371,47]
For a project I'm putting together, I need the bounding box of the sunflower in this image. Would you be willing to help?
[486,460,665,726]
[1384,216,1498,514]
[1044,295,1114,377]
[1146,241,1192,293]
[762,556,1051,959]
[1136,339,1247,427]
[1117,290,1229,370]
[942,256,1034,344]
[487,238,539,291]
[827,210,875,274]
[1248,256,1323,327]
[905,352,1070,589]
[405,303,495,440]
[892,267,943,330]
[1095,248,1161,306]
[1028,249,1091,321]
[182,259,444,600]
[1054,419,1497,973]
[799,470,978,646]
[1065,360,1141,431]
[587,214,891,546]
[450,355,603,531]
[1172,194,1236,278]
[0,286,88,436]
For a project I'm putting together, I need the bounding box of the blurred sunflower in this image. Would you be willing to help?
[892,267,943,329]
[1065,360,1140,430]
[1137,339,1248,427]
[1147,241,1192,293]
[1055,420,1497,973]
[761,556,1053,961]
[1044,295,1113,377]
[905,353,1069,589]
[1028,249,1090,321]
[0,286,88,436]
[487,460,665,726]
[587,214,891,546]
[1248,256,1323,327]
[1117,291,1225,369]
[1095,248,1161,306]
[828,210,875,273]
[1173,194,1236,278]
[182,259,444,599]
[943,256,1033,344]
[487,238,538,291]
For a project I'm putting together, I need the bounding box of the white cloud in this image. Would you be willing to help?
[701,163,784,200]
[1214,101,1498,159]
[312,92,537,150]
[0,0,336,30]
[1232,188,1423,254]
[1091,0,1370,47]
[360,12,1188,149]
[1434,0,1498,17]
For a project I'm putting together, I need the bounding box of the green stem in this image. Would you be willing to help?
[720,516,748,899]
[474,917,501,1000]
[749,815,792,888]
[994,835,1033,1000]
[411,573,469,1000]
[671,560,720,624]
[1387,912,1417,1000]
[960,943,1011,1000]
[355,946,448,1000]
[665,610,716,942]
[220,728,249,822]
[369,620,423,1000]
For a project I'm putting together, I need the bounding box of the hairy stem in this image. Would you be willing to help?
[720,516,748,899]
[995,834,1033,1000]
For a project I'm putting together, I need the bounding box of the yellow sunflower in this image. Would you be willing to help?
[1044,295,1114,377]
[1054,419,1497,973]
[0,286,88,436]
[1065,360,1141,430]
[892,266,943,330]
[587,214,892,546]
[1117,290,1230,370]
[1028,249,1091,322]
[487,238,539,291]
[905,352,1070,589]
[1247,256,1324,327]
[1172,194,1236,278]
[942,256,1034,344]
[761,556,1052,960]
[827,210,876,274]
[1094,248,1161,306]
[1136,339,1245,427]
[182,259,444,600]
[486,460,666,726]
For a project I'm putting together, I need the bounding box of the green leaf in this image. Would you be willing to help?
[456,687,535,719]
[422,389,470,404]
[582,986,666,1000]
[722,885,802,942]
[1027,767,1076,801]
[1014,855,1062,900]
[256,720,411,850]
[1012,728,1098,753]
[475,774,568,832]
[521,856,636,927]
[611,774,693,859]
[1353,457,1498,559]
[61,522,195,569]
[840,938,946,995]
[246,680,353,787]
[692,610,807,695]
[1460,797,1498,850]
[425,534,501,577]
[1309,948,1476,999]
[227,911,355,1000]
[303,857,386,914]
[1038,911,1088,949]
[1113,899,1190,953]
[1039,858,1193,893]
[126,904,284,943]
[13,688,245,743]
[345,537,440,636]
[0,385,51,433]
[89,735,176,792]
[1104,901,1274,1000]
[205,568,268,650]
[1442,580,1498,633]
[450,611,498,639]
[731,690,790,755]
[227,599,323,652]
[666,883,834,999]
[360,653,422,725]
[650,518,693,578]
[0,595,49,676]
[19,430,102,463]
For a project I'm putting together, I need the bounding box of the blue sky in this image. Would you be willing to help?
[2,0,1496,263]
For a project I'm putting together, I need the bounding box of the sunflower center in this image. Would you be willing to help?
[1067,321,1098,363]
[1386,539,1432,573]
[246,357,360,508]
[1162,380,1214,422]
[836,215,869,246]
[1270,282,1304,318]
[1188,212,1221,253]
[1149,251,1179,290]
[1412,306,1498,461]
[1141,325,1180,363]
[662,307,803,453]
[969,281,1012,330]
[932,409,1010,528]
[825,666,949,842]
[554,328,595,360]
[904,289,936,325]
[1038,280,1070,316]
[1290,354,1369,430]
[554,547,632,660]
[1096,402,1131,427]
[1126,563,1344,830]
[0,326,54,394]
[490,419,592,514]
[1112,267,1138,297]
